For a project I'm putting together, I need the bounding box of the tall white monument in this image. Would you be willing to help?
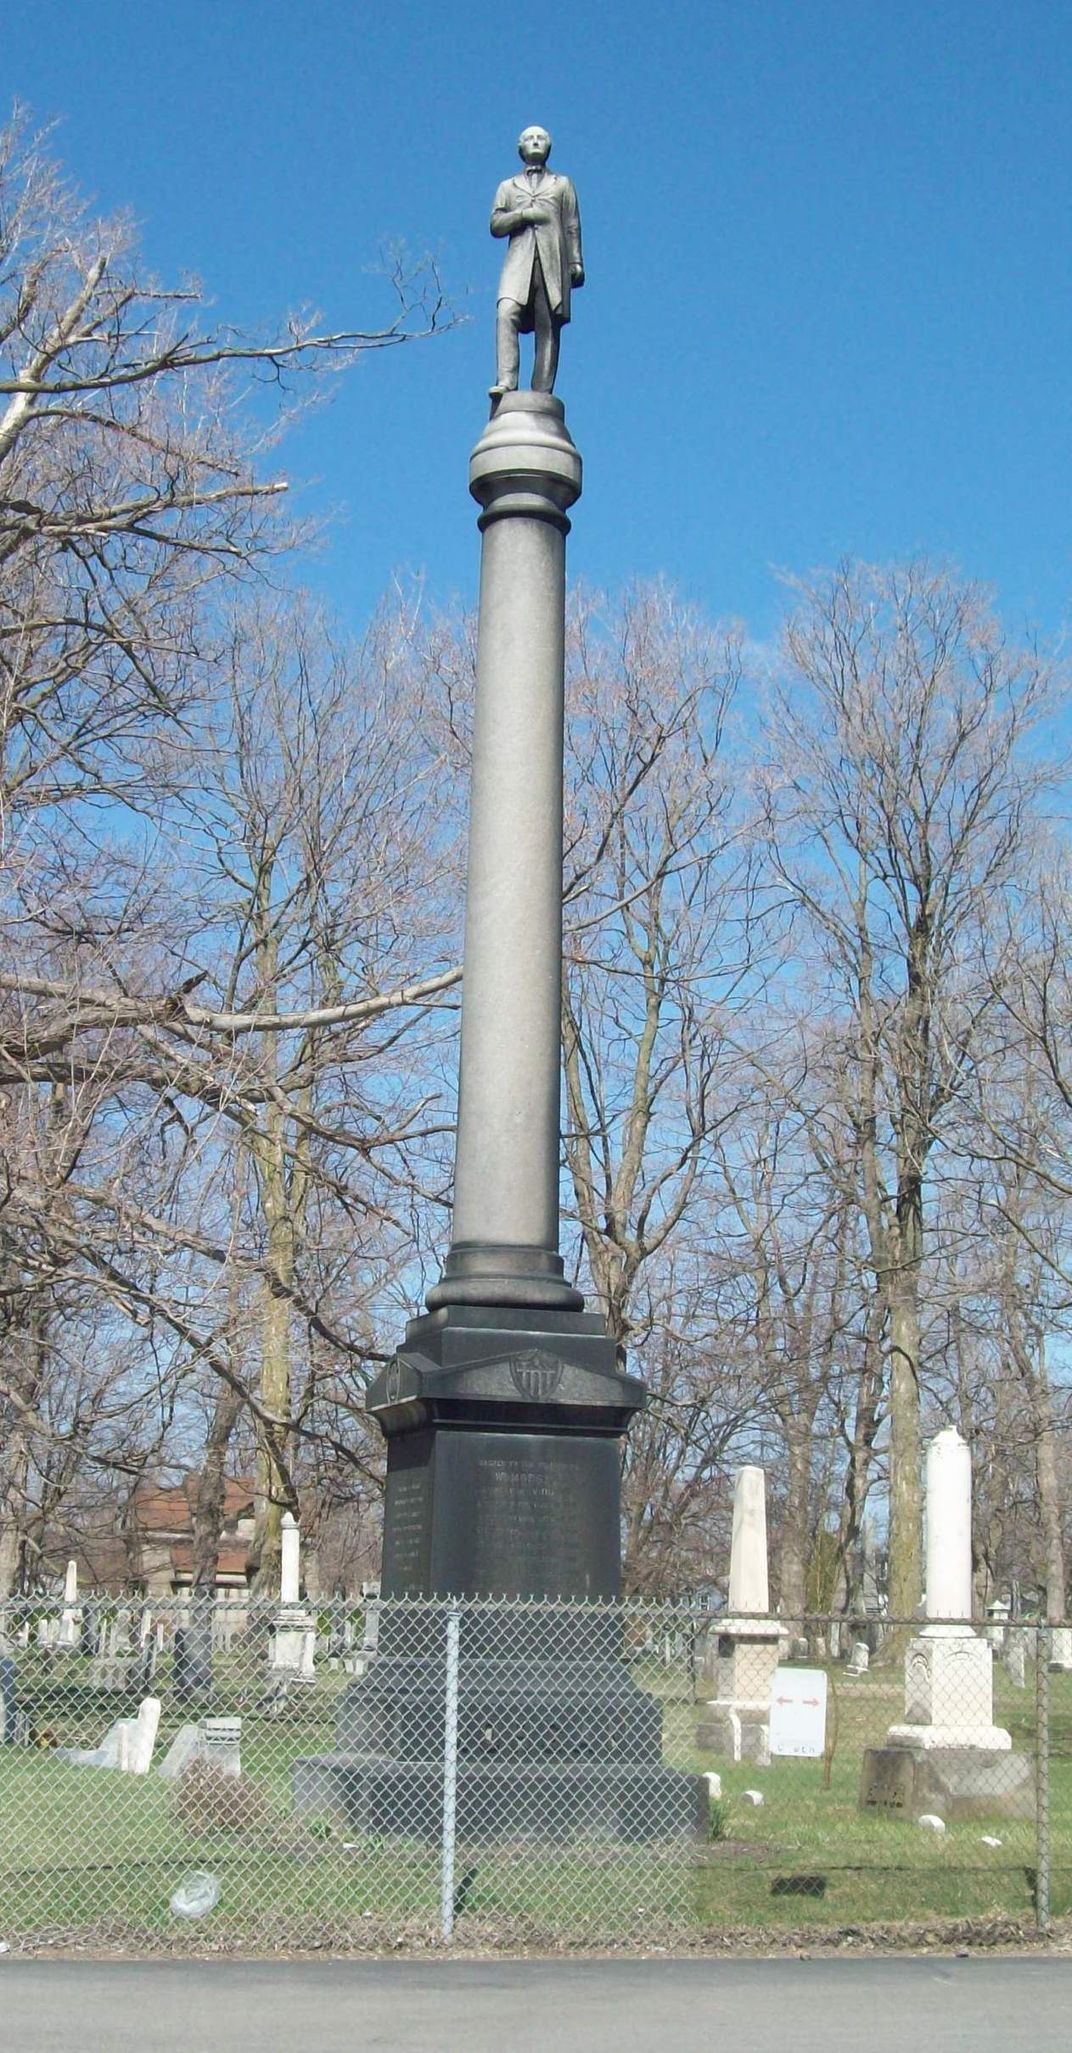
[268,1513,316,1682]
[697,1466,784,1763]
[861,1428,1031,1820]
[886,1429,1010,1752]
[57,1557,81,1649]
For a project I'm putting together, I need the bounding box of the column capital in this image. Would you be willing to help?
[470,391,582,531]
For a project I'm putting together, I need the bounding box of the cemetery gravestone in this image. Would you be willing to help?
[859,1429,1031,1819]
[697,1466,784,1763]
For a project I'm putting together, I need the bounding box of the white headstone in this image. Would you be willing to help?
[1005,1630,1027,1688]
[280,1513,301,1605]
[769,1667,828,1758]
[127,1696,161,1774]
[924,1428,972,1625]
[57,1559,81,1647]
[362,1597,381,1654]
[728,1466,769,1616]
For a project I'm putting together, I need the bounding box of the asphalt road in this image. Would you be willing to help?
[2,1956,1070,2052]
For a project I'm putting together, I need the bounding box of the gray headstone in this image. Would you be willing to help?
[157,1723,203,1780]
[173,1619,213,1704]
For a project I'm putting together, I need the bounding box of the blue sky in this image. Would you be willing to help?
[10,1,1071,641]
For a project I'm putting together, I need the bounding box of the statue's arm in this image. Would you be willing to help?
[562,179,584,285]
[491,182,529,238]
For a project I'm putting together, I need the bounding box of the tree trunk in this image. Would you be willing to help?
[778,1399,814,1632]
[1030,1337,1066,1624]
[886,1268,923,1626]
[192,1379,244,1591]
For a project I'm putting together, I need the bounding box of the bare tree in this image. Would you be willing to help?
[761,561,1055,1619]
[0,109,456,1592]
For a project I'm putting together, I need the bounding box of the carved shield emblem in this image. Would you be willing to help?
[509,1350,563,1401]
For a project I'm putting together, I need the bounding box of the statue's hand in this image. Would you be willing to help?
[523,204,552,224]
[571,267,585,287]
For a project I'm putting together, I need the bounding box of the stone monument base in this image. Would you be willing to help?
[293,1642,706,1843]
[885,1721,1012,1752]
[268,1607,316,1681]
[290,1306,705,1845]
[860,1743,1034,1820]
[294,1754,706,1843]
[902,1628,1003,1731]
[696,1617,783,1764]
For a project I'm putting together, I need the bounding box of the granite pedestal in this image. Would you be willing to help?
[293,1308,706,1841]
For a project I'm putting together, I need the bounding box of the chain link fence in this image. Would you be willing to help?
[0,1595,1068,1952]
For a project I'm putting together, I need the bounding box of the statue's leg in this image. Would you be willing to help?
[531,279,560,393]
[493,300,522,393]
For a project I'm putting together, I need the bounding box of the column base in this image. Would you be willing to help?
[303,1310,703,1844]
[426,1241,584,1313]
[294,1755,707,1844]
[903,1629,999,1730]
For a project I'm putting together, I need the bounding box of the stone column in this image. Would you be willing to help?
[293,386,705,1845]
[280,1512,301,1605]
[728,1466,770,1615]
[428,392,583,1313]
[923,1427,972,1632]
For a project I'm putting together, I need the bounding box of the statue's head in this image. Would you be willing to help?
[517,126,552,167]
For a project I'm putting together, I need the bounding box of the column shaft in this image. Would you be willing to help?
[451,512,565,1253]
[428,390,583,1312]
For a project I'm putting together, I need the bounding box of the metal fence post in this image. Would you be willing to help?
[440,1604,461,1944]
[1035,1622,1051,1934]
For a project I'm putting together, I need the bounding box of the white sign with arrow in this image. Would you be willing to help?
[769,1667,828,1758]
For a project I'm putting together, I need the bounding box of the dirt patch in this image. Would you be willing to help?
[6,1910,1071,1961]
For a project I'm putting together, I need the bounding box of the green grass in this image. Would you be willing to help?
[1,1654,1069,1949]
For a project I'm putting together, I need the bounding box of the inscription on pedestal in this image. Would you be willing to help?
[380,1428,621,1601]
[471,1446,587,1592]
[444,1433,618,1597]
[381,1442,433,1593]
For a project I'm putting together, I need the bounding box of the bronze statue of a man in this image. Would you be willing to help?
[490,126,584,397]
